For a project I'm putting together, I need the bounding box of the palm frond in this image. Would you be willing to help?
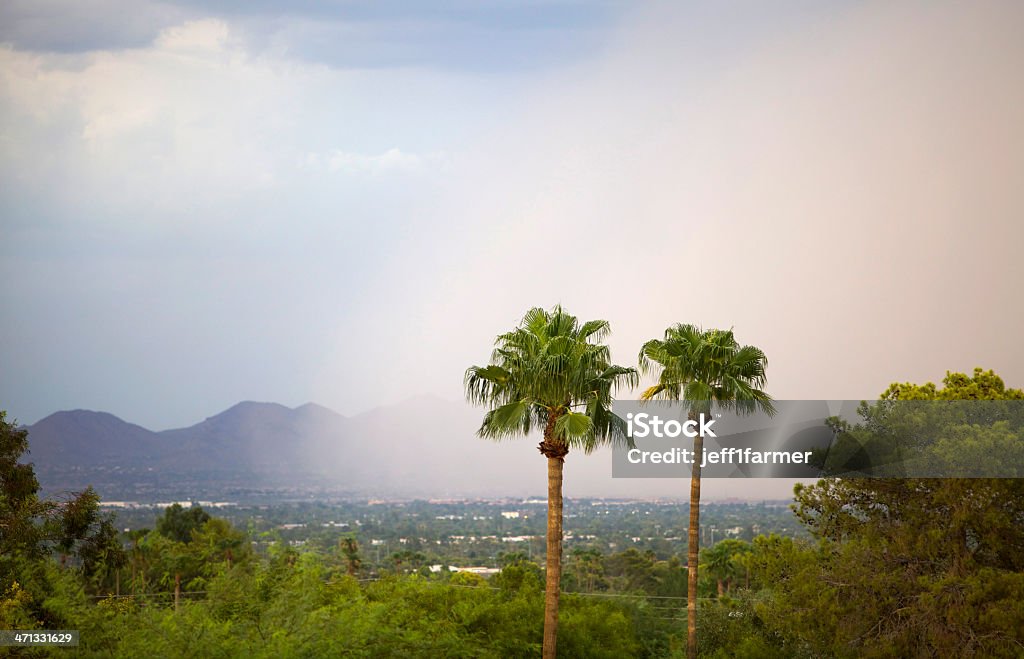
[478,400,535,439]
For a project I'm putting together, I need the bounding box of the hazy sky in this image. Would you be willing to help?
[2,0,1023,434]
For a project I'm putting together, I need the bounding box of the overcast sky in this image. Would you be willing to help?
[3,1,1023,441]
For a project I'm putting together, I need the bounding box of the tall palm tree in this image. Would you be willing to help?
[466,305,637,659]
[639,325,774,659]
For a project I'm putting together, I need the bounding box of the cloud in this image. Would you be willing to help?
[0,0,624,72]
[0,0,191,53]
[0,18,470,232]
[153,17,236,52]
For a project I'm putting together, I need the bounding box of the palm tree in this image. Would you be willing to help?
[701,538,752,596]
[638,325,774,659]
[340,536,362,576]
[466,305,637,659]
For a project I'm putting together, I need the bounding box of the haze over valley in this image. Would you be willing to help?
[27,396,800,502]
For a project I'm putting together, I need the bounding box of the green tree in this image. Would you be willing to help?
[788,368,1024,656]
[191,516,250,575]
[125,528,151,592]
[340,534,362,577]
[1,411,44,562]
[156,503,212,543]
[465,305,637,659]
[604,548,660,593]
[388,550,427,573]
[497,550,530,567]
[702,539,752,596]
[566,547,605,593]
[638,325,774,658]
[0,410,126,626]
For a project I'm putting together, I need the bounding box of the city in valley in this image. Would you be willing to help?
[100,496,806,574]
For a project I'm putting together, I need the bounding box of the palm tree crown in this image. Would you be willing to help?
[638,324,774,416]
[466,305,638,455]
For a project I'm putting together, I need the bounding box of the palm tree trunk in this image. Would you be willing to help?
[688,426,703,659]
[538,411,569,659]
[543,452,564,659]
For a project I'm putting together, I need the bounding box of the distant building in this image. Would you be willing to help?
[428,565,501,576]
[501,535,535,543]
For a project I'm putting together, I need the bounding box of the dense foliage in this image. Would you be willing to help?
[768,369,1024,657]
[1,410,126,630]
[35,554,652,658]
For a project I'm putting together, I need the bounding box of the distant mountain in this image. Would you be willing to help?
[157,400,348,473]
[27,410,163,467]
